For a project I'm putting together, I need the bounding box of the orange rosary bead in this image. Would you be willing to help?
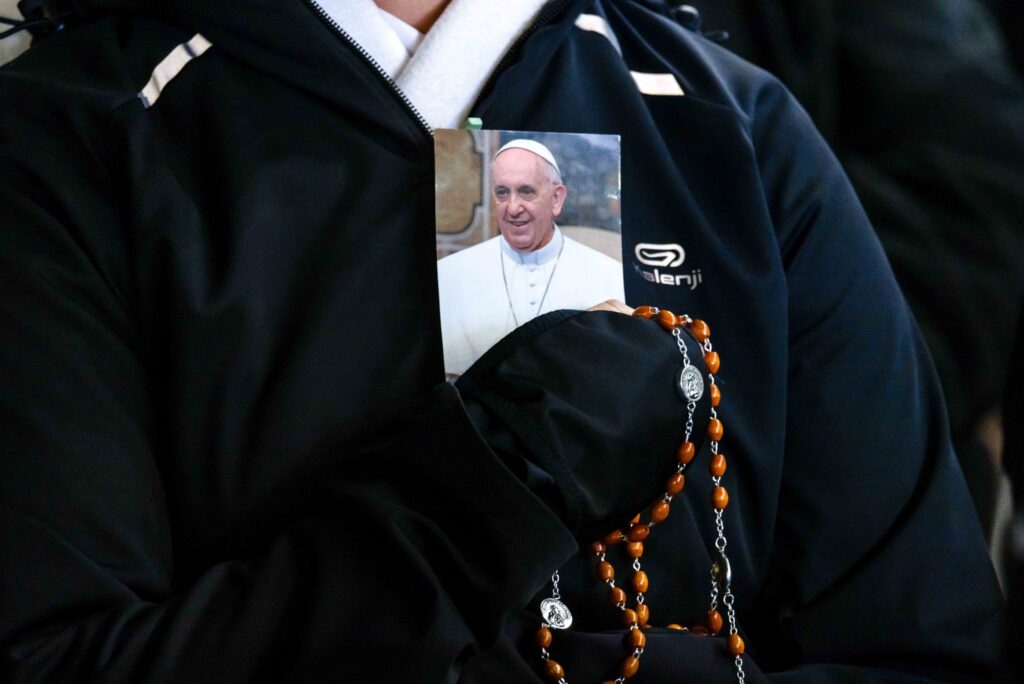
[708,419,724,441]
[636,603,650,626]
[621,655,640,679]
[536,626,553,648]
[626,541,644,558]
[591,541,606,555]
[609,586,627,606]
[632,571,649,593]
[704,350,720,374]
[712,486,730,510]
[710,453,727,478]
[710,383,721,407]
[651,500,670,523]
[656,309,678,331]
[728,633,745,656]
[630,513,641,525]
[677,441,696,464]
[628,628,646,649]
[666,623,685,630]
[544,659,565,681]
[690,625,709,635]
[666,471,685,495]
[597,560,615,582]
[627,525,650,542]
[712,483,729,509]
[706,610,724,634]
[632,305,657,319]
[622,608,639,626]
[689,318,710,341]
[604,530,625,545]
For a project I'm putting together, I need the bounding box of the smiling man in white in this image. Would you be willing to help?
[438,139,625,376]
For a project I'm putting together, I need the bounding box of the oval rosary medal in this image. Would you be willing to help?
[712,552,732,586]
[678,364,704,402]
[539,598,573,630]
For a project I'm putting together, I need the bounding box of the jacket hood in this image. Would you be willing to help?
[66,0,596,138]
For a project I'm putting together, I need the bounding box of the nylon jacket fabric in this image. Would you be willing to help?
[0,0,1001,682]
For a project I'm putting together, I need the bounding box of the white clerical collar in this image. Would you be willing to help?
[316,0,549,129]
[501,226,564,266]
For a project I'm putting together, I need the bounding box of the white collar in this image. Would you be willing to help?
[500,225,564,266]
[316,0,549,130]
[377,9,425,55]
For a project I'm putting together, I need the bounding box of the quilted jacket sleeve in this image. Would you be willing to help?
[746,74,1003,682]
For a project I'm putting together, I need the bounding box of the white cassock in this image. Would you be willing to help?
[438,226,625,376]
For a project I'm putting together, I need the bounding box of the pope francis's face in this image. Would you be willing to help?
[491,149,567,253]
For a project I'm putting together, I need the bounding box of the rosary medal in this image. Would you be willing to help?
[678,363,704,402]
[539,598,573,630]
[712,552,732,585]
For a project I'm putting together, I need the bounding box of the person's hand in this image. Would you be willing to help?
[586,299,633,315]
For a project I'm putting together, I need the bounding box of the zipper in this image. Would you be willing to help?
[303,0,434,136]
[469,0,576,115]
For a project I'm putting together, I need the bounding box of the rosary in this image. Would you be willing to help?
[535,307,746,683]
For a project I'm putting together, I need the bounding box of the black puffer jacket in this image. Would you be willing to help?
[0,1,1000,681]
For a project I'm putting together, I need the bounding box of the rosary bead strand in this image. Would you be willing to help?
[537,308,745,684]
[698,325,746,683]
[537,570,571,683]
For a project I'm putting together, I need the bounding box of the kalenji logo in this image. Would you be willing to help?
[631,241,704,290]
[634,243,685,267]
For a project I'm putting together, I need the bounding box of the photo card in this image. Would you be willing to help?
[435,128,624,378]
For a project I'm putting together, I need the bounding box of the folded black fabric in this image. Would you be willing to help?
[458,308,711,545]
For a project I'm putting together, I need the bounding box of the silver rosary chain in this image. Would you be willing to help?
[703,337,745,684]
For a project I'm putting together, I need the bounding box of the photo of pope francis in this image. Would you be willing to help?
[438,139,625,377]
